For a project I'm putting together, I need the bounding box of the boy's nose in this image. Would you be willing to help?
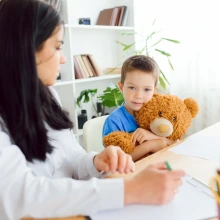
[135,90,143,98]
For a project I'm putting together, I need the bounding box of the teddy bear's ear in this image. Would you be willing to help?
[184,98,199,118]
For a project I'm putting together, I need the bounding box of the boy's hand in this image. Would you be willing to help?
[93,146,135,174]
[148,138,175,153]
[132,128,161,145]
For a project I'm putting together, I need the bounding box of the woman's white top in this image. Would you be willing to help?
[0,88,124,220]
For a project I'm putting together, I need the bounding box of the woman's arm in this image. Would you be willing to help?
[0,128,125,220]
[0,124,184,219]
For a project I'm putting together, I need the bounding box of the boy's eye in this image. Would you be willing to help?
[145,88,150,92]
[173,116,177,121]
[128,86,135,90]
[158,111,162,117]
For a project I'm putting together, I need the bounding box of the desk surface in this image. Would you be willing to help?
[22,122,220,220]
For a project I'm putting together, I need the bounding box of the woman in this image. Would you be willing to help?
[0,0,184,219]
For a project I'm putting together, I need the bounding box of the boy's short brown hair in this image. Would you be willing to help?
[121,55,160,86]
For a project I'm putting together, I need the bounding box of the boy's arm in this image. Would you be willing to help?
[132,128,163,145]
[130,141,152,162]
[102,116,123,137]
[130,139,174,162]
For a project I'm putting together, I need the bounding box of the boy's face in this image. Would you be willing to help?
[118,70,155,115]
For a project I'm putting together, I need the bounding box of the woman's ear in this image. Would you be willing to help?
[117,81,123,92]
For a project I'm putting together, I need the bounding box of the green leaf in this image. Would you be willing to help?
[136,46,146,55]
[160,70,170,85]
[155,49,171,57]
[98,87,124,108]
[76,89,98,108]
[83,92,90,103]
[121,32,137,36]
[167,57,174,70]
[123,43,135,51]
[76,90,88,107]
[146,31,156,41]
[115,41,127,47]
[88,89,97,97]
[159,76,166,90]
[162,38,180,43]
[149,39,162,48]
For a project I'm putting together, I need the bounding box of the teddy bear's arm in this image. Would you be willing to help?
[103,131,135,154]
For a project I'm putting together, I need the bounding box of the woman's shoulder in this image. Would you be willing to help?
[0,117,5,132]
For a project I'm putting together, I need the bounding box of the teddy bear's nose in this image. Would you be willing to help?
[158,124,170,133]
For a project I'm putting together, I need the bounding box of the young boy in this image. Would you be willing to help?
[102,55,174,161]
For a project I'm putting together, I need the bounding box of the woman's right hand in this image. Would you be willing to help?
[124,162,185,205]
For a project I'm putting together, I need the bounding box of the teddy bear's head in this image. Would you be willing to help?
[135,93,199,140]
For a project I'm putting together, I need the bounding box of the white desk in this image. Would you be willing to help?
[23,122,220,220]
[93,122,220,220]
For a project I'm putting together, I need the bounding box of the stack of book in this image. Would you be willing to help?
[74,54,103,79]
[96,6,128,26]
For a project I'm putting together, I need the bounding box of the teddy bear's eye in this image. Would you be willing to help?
[173,116,177,121]
[158,111,162,117]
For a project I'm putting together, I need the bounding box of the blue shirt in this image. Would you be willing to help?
[102,104,138,137]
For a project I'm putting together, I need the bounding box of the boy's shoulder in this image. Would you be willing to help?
[108,105,126,118]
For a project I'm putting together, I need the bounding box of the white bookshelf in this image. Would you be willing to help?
[53,0,135,145]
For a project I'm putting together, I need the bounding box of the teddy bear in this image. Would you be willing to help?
[103,93,199,154]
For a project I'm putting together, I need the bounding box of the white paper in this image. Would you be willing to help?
[92,175,217,220]
[169,135,220,161]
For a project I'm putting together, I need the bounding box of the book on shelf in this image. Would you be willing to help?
[74,56,84,79]
[75,55,89,78]
[73,54,103,79]
[96,8,114,26]
[96,6,128,26]
[106,67,121,74]
[120,6,128,26]
[87,54,103,76]
[117,6,124,26]
[77,55,90,78]
[81,55,95,77]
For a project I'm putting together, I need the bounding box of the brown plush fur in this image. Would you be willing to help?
[103,93,199,154]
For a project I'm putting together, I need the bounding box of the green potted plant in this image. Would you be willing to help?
[76,89,99,117]
[116,19,180,90]
[76,85,124,117]
[97,85,124,108]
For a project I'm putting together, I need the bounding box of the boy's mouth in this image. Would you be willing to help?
[132,102,142,105]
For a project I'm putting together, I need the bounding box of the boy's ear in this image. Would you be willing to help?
[155,86,158,93]
[118,81,123,92]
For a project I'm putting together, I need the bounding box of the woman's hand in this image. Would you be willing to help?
[124,162,185,205]
[93,146,135,174]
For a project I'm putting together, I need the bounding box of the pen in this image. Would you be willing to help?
[165,161,172,171]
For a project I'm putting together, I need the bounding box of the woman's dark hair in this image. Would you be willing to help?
[0,0,73,162]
